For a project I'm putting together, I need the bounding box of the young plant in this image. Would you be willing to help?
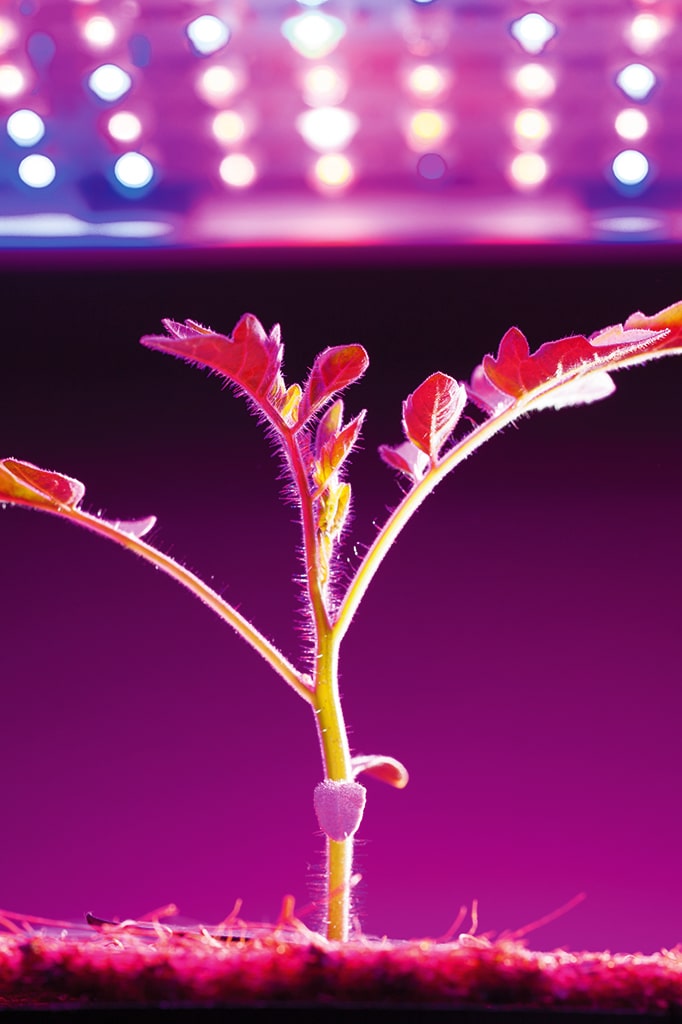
[2,300,681,942]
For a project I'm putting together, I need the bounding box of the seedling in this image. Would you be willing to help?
[2,300,681,943]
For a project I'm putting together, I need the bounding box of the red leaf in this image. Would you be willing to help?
[299,345,369,423]
[402,371,466,459]
[482,327,596,399]
[141,313,286,415]
[378,441,429,481]
[0,458,84,509]
[624,298,682,352]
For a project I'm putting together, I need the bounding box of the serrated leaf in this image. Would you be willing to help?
[402,371,466,460]
[141,313,286,418]
[378,440,430,481]
[479,319,672,411]
[351,754,409,789]
[0,458,156,538]
[299,345,369,423]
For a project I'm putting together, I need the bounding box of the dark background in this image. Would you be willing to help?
[1,248,680,952]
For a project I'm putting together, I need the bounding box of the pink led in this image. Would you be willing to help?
[508,152,548,189]
[313,152,353,190]
[107,111,142,143]
[0,16,19,53]
[626,13,666,54]
[511,63,556,101]
[405,64,449,101]
[614,108,648,141]
[219,153,256,188]
[513,108,551,147]
[301,64,347,106]
[0,64,25,99]
[196,65,243,105]
[406,109,449,152]
[212,110,247,145]
[81,15,116,48]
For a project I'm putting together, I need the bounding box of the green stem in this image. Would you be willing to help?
[53,504,314,703]
[311,631,354,941]
[333,401,522,646]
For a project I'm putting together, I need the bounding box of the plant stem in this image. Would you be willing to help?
[312,630,354,941]
[333,402,522,646]
[55,505,314,703]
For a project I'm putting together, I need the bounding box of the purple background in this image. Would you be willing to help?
[1,252,680,953]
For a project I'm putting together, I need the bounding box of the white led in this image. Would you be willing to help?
[282,12,346,59]
[297,107,358,151]
[82,15,116,47]
[612,149,649,186]
[114,151,154,189]
[107,111,142,142]
[510,13,557,55]
[18,154,56,188]
[186,15,230,56]
[512,63,556,100]
[616,64,656,101]
[7,109,45,146]
[88,64,132,102]
[614,108,648,141]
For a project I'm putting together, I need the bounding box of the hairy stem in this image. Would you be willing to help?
[334,402,522,646]
[54,505,314,703]
[312,630,354,941]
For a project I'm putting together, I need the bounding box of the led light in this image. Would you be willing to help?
[314,152,353,189]
[627,13,665,54]
[616,63,656,101]
[114,151,154,188]
[612,149,649,186]
[282,12,346,59]
[219,153,256,188]
[18,153,55,188]
[88,64,132,102]
[302,64,347,105]
[7,109,45,146]
[614,108,648,141]
[509,152,547,188]
[0,16,18,53]
[513,108,551,144]
[82,15,116,47]
[510,13,556,55]
[406,64,448,100]
[512,63,556,100]
[107,111,142,142]
[196,65,241,104]
[0,64,25,99]
[212,110,246,144]
[297,107,358,151]
[407,108,448,151]
[186,15,230,56]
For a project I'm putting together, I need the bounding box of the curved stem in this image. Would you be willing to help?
[333,402,522,646]
[50,504,314,703]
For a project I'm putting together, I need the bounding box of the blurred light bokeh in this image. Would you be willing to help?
[0,0,680,248]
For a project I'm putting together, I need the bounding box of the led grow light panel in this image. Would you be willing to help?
[0,0,679,248]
